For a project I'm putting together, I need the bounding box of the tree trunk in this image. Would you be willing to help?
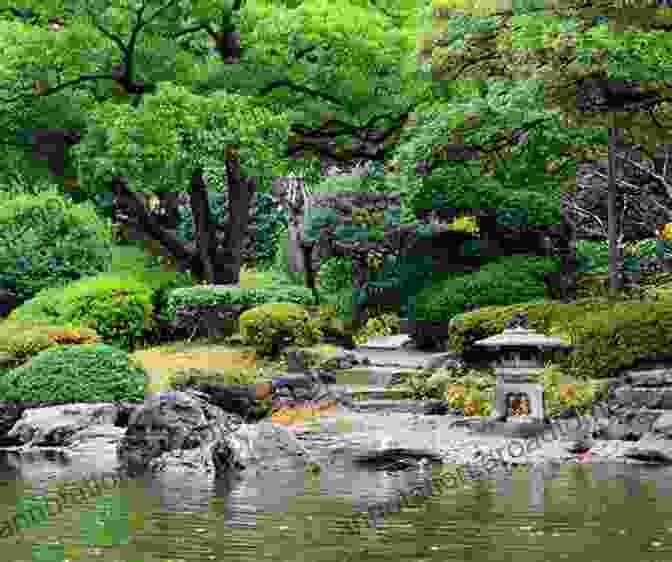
[607,125,624,296]
[110,142,255,287]
[207,144,254,285]
[190,169,217,284]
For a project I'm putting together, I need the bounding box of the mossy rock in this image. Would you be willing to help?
[447,297,672,379]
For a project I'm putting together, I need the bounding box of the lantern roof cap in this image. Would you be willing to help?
[474,326,574,349]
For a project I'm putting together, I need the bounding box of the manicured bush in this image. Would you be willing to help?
[0,343,147,402]
[414,255,559,323]
[9,274,155,352]
[0,188,113,306]
[238,303,322,356]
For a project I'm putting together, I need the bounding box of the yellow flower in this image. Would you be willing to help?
[558,383,577,403]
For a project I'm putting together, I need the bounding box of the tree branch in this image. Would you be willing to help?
[258,79,346,107]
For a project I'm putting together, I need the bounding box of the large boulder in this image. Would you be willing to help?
[116,390,246,477]
[7,402,119,446]
[624,412,672,463]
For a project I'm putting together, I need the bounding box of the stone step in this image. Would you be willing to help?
[347,400,433,413]
[350,348,437,370]
[334,384,413,401]
[357,334,412,350]
[334,366,416,387]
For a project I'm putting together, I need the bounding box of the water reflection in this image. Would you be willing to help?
[1,450,672,562]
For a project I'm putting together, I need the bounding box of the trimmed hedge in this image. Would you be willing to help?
[413,255,560,322]
[165,284,316,323]
[447,296,672,379]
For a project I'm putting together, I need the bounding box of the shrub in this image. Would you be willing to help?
[414,255,558,322]
[318,256,353,296]
[0,343,147,402]
[0,188,113,306]
[542,361,603,416]
[9,274,155,352]
[238,303,322,356]
[0,319,100,369]
[353,313,400,345]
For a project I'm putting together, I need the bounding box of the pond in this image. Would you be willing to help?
[0,449,671,562]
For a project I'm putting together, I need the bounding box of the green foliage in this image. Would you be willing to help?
[238,302,322,356]
[303,207,338,243]
[9,274,155,352]
[0,343,147,402]
[407,366,495,415]
[73,81,292,195]
[638,237,660,257]
[352,313,400,345]
[321,287,356,320]
[317,256,353,295]
[165,283,317,328]
[0,319,100,370]
[414,255,559,322]
[255,191,289,268]
[173,190,287,270]
[0,188,113,306]
[542,361,602,417]
[575,239,610,272]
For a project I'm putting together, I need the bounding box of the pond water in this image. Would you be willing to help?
[0,449,671,562]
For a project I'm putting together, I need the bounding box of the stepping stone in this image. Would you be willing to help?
[335,385,413,401]
[357,334,412,350]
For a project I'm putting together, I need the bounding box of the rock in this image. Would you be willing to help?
[117,390,245,476]
[567,433,594,454]
[286,350,307,373]
[422,352,465,372]
[7,403,119,447]
[319,350,361,370]
[625,433,672,464]
[652,412,672,438]
[0,289,17,318]
[423,400,450,415]
[0,401,26,445]
[352,447,443,468]
[0,352,19,369]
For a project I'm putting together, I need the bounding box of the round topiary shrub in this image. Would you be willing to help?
[0,343,147,402]
[238,302,322,356]
[9,274,155,352]
[0,188,113,306]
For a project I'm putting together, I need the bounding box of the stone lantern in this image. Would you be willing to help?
[473,312,575,423]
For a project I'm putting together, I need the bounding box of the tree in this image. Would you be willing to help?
[0,0,434,285]
[423,2,672,295]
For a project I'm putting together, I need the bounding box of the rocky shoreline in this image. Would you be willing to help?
[2,348,672,487]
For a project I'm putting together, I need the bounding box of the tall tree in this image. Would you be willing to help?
[423,2,672,295]
[0,0,434,284]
